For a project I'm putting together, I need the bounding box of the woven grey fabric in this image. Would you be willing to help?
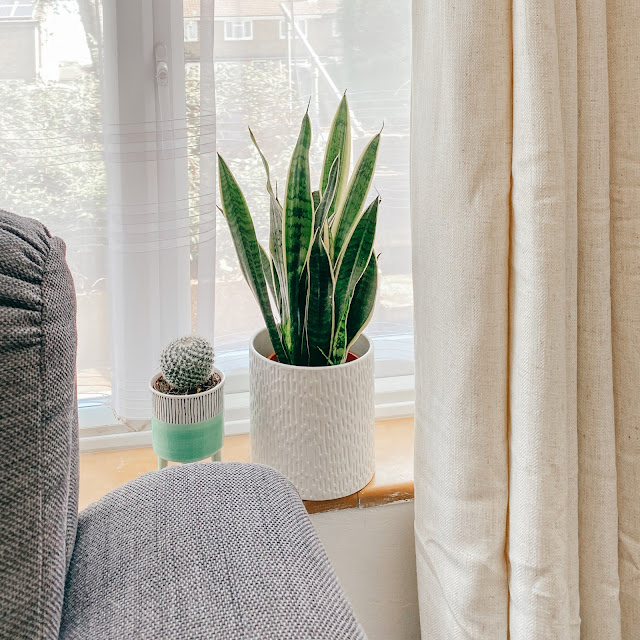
[61,463,366,640]
[0,211,79,640]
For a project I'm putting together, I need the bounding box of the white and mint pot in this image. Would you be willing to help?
[249,328,375,501]
[150,369,225,470]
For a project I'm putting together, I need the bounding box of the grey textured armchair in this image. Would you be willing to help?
[0,211,366,640]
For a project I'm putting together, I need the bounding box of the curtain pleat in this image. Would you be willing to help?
[412,0,640,636]
[509,0,579,635]
[608,0,640,635]
[410,0,512,636]
[576,0,622,636]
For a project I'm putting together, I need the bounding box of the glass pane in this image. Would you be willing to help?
[14,5,34,18]
[213,0,413,372]
[0,0,110,402]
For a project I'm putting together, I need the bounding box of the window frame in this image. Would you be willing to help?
[223,19,253,42]
[184,18,199,43]
[279,17,308,40]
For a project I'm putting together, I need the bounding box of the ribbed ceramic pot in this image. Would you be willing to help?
[150,369,225,465]
[250,328,375,501]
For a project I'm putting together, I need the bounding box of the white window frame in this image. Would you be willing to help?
[223,19,253,41]
[279,17,308,40]
[184,18,199,42]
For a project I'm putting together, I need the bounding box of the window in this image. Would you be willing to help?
[184,19,199,42]
[0,0,35,19]
[0,0,217,448]
[214,0,414,416]
[279,17,308,40]
[223,20,253,41]
[0,0,414,451]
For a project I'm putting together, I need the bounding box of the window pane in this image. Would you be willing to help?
[0,1,110,401]
[14,5,34,18]
[184,19,198,42]
[213,0,413,373]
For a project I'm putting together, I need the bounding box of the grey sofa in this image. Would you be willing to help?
[0,211,366,640]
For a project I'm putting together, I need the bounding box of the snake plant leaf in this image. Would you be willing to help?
[300,157,340,364]
[331,132,380,260]
[333,196,379,335]
[299,265,311,365]
[218,154,289,363]
[249,129,288,323]
[321,93,351,217]
[346,252,377,351]
[220,98,380,368]
[307,231,335,366]
[330,301,351,364]
[249,127,277,201]
[331,251,377,366]
[284,111,314,358]
[314,155,340,235]
[258,244,277,305]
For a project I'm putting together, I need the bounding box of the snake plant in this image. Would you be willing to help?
[218,95,380,366]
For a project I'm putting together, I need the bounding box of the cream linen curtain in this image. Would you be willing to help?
[411,0,639,637]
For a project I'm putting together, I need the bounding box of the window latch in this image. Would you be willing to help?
[155,43,169,86]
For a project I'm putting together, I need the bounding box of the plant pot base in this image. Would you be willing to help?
[251,329,375,501]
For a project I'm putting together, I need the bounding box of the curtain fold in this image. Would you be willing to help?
[104,0,216,422]
[411,0,512,636]
[412,0,639,636]
[609,1,640,635]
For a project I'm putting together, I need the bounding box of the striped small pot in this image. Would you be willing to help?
[150,369,225,469]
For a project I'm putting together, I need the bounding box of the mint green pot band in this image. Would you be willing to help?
[151,413,224,463]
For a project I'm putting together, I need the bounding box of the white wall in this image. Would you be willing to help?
[310,501,420,640]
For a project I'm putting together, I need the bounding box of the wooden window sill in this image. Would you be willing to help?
[78,417,414,514]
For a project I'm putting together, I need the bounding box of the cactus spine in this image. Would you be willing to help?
[160,335,214,391]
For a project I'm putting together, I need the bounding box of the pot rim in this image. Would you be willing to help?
[149,367,225,399]
[250,327,372,371]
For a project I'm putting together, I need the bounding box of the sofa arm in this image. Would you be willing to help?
[60,463,366,640]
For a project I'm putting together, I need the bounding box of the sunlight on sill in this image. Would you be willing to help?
[78,417,414,514]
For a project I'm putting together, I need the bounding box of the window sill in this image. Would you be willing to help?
[78,417,414,514]
[78,374,415,451]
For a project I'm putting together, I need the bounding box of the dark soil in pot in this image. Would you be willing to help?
[268,352,359,364]
[154,372,222,395]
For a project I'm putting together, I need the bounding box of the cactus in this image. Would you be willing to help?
[160,335,214,391]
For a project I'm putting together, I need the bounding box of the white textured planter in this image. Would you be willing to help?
[250,328,375,501]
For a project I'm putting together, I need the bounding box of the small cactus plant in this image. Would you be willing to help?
[160,335,214,392]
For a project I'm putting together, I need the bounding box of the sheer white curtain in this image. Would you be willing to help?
[411,0,639,637]
[0,0,216,424]
[103,0,215,421]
